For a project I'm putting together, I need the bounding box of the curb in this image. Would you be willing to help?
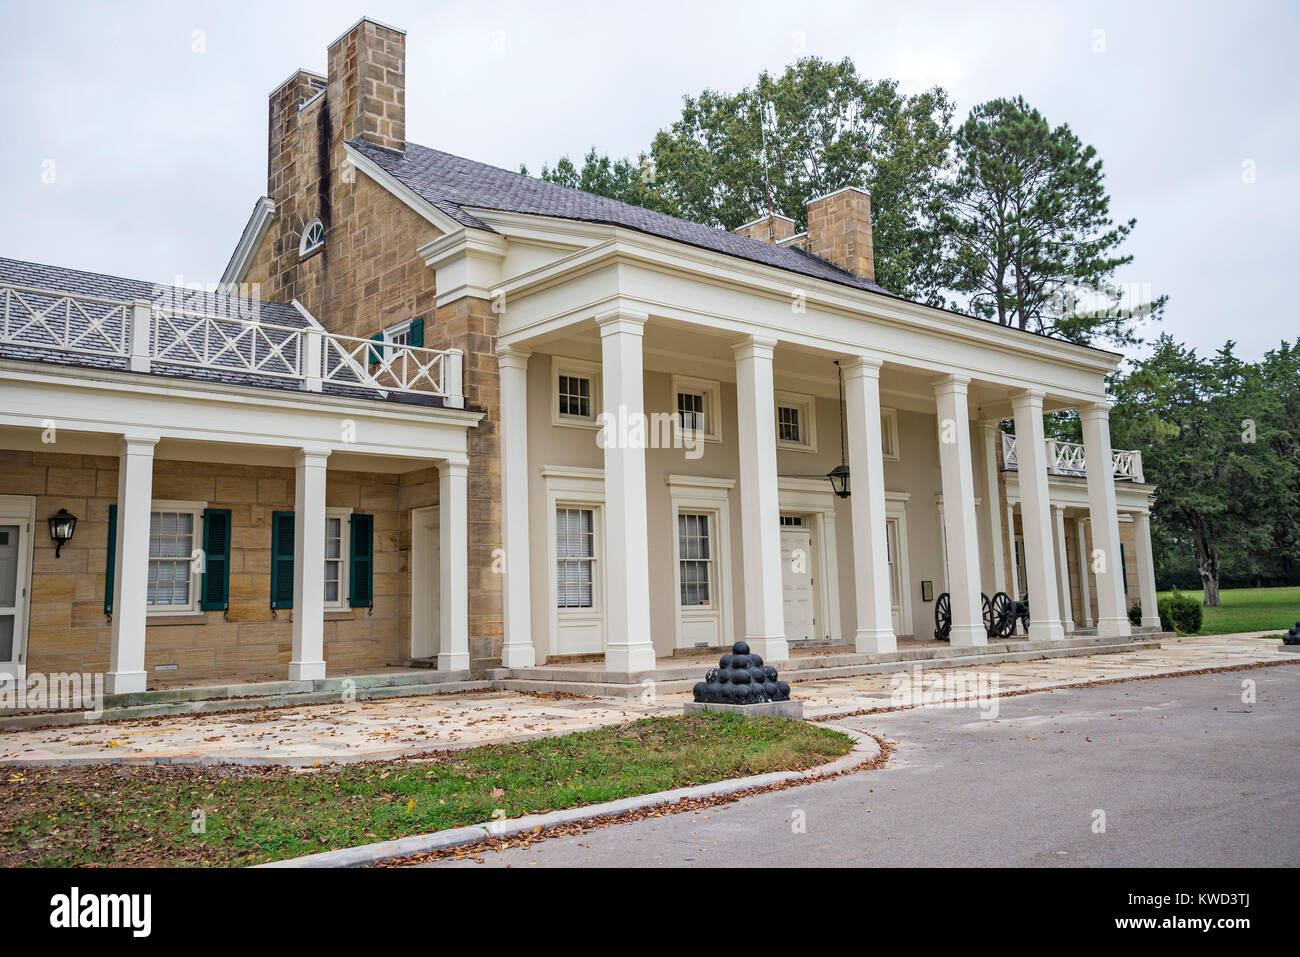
[257,725,878,868]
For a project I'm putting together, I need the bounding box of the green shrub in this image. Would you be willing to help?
[1128,602,1143,625]
[1157,589,1203,633]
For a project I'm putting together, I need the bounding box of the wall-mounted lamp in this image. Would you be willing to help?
[48,508,78,557]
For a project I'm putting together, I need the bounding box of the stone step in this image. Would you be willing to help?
[0,676,490,731]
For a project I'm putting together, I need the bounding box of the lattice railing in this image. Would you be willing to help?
[1001,432,1143,482]
[0,284,130,357]
[0,282,464,402]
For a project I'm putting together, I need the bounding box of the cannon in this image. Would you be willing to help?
[934,591,1018,641]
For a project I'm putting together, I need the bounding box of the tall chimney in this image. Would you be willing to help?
[327,18,406,154]
[805,187,874,281]
[735,213,797,245]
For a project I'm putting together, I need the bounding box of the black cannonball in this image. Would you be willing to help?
[693,681,707,702]
[749,653,763,668]
[732,641,750,656]
[764,680,778,699]
[719,654,735,669]
[732,668,751,684]
[705,668,719,684]
[748,665,766,686]
[775,681,790,701]
[764,666,778,681]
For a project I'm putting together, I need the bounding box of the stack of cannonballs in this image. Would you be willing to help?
[1285,621,1300,645]
[693,641,791,705]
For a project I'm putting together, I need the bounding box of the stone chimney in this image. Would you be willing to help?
[804,187,874,281]
[735,213,797,245]
[266,69,327,207]
[327,18,406,154]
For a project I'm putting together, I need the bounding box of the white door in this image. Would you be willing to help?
[780,526,815,641]
[0,496,34,685]
[886,518,903,635]
[677,511,721,648]
[409,506,439,660]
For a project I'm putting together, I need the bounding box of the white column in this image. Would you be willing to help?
[106,433,157,694]
[1074,518,1093,628]
[1006,503,1020,598]
[935,376,986,647]
[1132,510,1162,630]
[289,449,329,680]
[497,349,535,668]
[1053,505,1075,634]
[1010,391,1064,640]
[1080,402,1132,639]
[733,335,788,662]
[597,313,657,674]
[438,461,471,670]
[843,356,896,653]
[980,422,1006,595]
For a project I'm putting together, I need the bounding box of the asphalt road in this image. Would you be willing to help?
[424,665,1300,867]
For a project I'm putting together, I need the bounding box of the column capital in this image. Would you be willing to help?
[119,432,159,453]
[732,334,778,361]
[496,347,532,370]
[595,310,647,336]
[842,353,883,377]
[441,458,470,477]
[1010,388,1046,410]
[294,447,331,467]
[1078,400,1113,421]
[933,373,971,396]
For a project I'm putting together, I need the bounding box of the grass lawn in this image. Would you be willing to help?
[1156,584,1300,636]
[0,713,851,867]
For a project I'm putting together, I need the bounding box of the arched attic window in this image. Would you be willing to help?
[299,219,325,257]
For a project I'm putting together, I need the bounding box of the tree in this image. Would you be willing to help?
[1108,336,1297,605]
[940,96,1164,348]
[528,58,955,303]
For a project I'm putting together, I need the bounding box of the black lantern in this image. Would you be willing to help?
[48,508,77,557]
[825,360,851,498]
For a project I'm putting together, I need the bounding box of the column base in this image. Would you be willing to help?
[948,624,988,648]
[1096,618,1132,639]
[499,644,535,669]
[1027,621,1065,642]
[854,628,897,654]
[437,652,471,671]
[288,660,326,681]
[1140,616,1162,630]
[105,670,147,694]
[604,642,657,676]
[745,636,789,663]
[1062,619,1076,635]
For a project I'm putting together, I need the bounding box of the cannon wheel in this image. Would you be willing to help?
[934,592,952,641]
[990,591,1015,638]
[981,593,995,638]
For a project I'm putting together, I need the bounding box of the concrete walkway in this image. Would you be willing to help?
[0,634,1292,767]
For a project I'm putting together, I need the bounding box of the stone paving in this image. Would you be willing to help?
[0,634,1293,767]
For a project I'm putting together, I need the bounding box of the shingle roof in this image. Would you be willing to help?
[0,256,441,406]
[350,139,893,297]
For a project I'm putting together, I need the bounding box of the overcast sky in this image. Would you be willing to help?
[1,0,1295,359]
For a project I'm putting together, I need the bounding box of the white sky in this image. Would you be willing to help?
[1,0,1296,359]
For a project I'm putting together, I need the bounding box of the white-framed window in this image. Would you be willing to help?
[556,506,597,608]
[678,512,713,607]
[881,407,901,461]
[775,390,817,452]
[298,218,325,257]
[552,357,602,429]
[671,375,722,443]
[324,507,352,609]
[147,500,205,614]
[379,319,413,362]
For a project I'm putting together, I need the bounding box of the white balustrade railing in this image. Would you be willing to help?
[0,284,130,358]
[1000,432,1144,482]
[0,283,464,404]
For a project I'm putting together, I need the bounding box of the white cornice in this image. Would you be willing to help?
[221,197,275,286]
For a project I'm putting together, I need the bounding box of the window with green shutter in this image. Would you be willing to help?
[407,317,423,347]
[201,508,232,611]
[270,510,295,609]
[349,513,374,608]
[104,504,118,615]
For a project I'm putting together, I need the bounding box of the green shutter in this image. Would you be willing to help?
[349,513,374,608]
[104,504,118,615]
[201,508,232,611]
[368,333,383,366]
[407,318,423,348]
[270,510,295,609]
[1120,542,1129,594]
